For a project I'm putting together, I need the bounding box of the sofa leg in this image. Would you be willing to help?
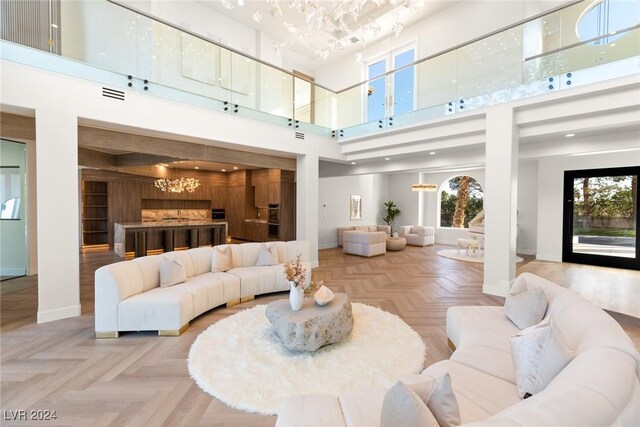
[447,338,457,352]
[226,298,241,307]
[159,323,189,337]
[240,295,255,303]
[96,331,119,339]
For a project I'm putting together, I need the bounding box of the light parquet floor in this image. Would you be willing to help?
[1,245,638,426]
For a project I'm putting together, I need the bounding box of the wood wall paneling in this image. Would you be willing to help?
[0,112,36,142]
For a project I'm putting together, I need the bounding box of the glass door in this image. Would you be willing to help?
[0,139,28,280]
[563,166,639,270]
[366,46,415,122]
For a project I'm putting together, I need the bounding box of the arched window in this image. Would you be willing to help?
[440,176,484,228]
[577,0,640,45]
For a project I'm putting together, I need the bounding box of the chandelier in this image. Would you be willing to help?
[218,0,420,60]
[154,177,201,193]
[411,183,437,192]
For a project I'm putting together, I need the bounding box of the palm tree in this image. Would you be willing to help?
[452,176,469,228]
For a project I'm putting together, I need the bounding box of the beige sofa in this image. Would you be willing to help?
[95,240,310,338]
[399,225,435,246]
[276,273,640,426]
[337,225,390,247]
[342,230,387,257]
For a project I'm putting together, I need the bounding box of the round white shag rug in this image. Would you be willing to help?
[438,249,524,263]
[188,302,426,415]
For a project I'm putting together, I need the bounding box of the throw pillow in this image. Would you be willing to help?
[211,245,233,272]
[510,316,575,399]
[256,243,278,266]
[407,372,460,427]
[381,381,439,427]
[505,286,548,329]
[160,258,187,287]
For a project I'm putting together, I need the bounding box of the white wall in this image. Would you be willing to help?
[387,173,420,229]
[516,161,538,255]
[536,149,640,262]
[318,174,389,248]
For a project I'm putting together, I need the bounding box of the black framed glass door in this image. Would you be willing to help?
[563,166,639,270]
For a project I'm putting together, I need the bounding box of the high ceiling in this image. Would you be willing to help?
[197,0,455,63]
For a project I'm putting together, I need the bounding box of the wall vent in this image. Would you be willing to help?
[295,132,305,140]
[102,87,125,101]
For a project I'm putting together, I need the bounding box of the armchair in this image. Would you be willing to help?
[399,225,435,246]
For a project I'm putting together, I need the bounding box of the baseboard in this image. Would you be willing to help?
[0,267,27,276]
[37,304,81,324]
[516,248,536,255]
[535,253,562,262]
[318,243,337,250]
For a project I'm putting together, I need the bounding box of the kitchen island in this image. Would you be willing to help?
[114,221,227,258]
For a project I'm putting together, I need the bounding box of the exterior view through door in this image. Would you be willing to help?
[563,166,639,270]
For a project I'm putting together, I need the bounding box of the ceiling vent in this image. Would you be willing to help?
[102,87,125,101]
[295,132,305,140]
[350,36,360,44]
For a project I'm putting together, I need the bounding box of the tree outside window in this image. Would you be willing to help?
[440,176,484,228]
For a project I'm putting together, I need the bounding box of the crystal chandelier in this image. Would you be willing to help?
[220,0,419,60]
[154,177,201,193]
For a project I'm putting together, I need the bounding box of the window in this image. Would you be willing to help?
[366,46,415,122]
[577,0,640,45]
[440,176,484,228]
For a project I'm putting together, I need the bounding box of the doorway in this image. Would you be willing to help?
[366,45,416,122]
[562,166,639,270]
[0,139,28,280]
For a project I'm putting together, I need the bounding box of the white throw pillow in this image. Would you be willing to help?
[394,373,460,427]
[510,316,575,399]
[381,381,439,427]
[505,285,548,329]
[211,245,233,272]
[160,258,187,287]
[256,243,278,266]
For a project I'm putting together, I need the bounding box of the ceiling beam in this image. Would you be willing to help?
[78,147,116,169]
[115,153,180,167]
[78,126,297,170]
[0,112,36,142]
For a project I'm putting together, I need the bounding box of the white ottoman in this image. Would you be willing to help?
[457,238,480,256]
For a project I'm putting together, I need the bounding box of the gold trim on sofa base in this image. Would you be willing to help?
[226,298,241,307]
[240,295,255,303]
[96,331,119,339]
[158,323,189,336]
[447,338,456,352]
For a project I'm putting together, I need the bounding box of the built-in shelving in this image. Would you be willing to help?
[82,181,109,246]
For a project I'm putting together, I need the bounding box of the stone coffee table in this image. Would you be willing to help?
[265,293,353,352]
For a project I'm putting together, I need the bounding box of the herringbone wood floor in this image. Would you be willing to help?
[1,245,638,426]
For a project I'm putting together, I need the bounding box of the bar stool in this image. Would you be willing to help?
[189,228,199,249]
[163,229,175,253]
[134,231,147,258]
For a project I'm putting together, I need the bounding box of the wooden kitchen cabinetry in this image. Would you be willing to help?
[255,185,269,207]
[81,181,109,246]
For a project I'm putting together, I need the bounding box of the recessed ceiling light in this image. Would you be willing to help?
[194,166,199,169]
[221,169,226,172]
[384,157,391,161]
[350,162,356,165]
[429,152,436,155]
[565,133,575,138]
[233,166,239,170]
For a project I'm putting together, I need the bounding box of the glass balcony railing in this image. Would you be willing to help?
[0,0,638,141]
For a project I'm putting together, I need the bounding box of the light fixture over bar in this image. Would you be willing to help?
[154,177,201,193]
[411,183,437,192]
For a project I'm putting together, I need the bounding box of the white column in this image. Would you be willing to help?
[296,153,319,267]
[35,108,81,323]
[483,106,518,297]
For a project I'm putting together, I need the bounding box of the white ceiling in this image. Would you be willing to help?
[196,0,455,63]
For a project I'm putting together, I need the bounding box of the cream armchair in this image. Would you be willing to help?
[342,230,387,257]
[337,225,391,247]
[399,225,435,246]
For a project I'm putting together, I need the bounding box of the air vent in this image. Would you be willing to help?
[295,132,305,140]
[102,87,125,101]
[350,36,359,44]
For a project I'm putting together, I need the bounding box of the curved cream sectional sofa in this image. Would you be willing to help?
[95,240,310,338]
[276,273,640,426]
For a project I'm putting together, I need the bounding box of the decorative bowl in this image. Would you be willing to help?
[314,285,334,306]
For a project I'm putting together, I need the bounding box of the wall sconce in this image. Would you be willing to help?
[411,183,437,192]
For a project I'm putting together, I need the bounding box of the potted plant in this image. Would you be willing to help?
[382,200,401,236]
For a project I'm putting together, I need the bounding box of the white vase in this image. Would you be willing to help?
[289,281,304,311]
[393,232,399,238]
